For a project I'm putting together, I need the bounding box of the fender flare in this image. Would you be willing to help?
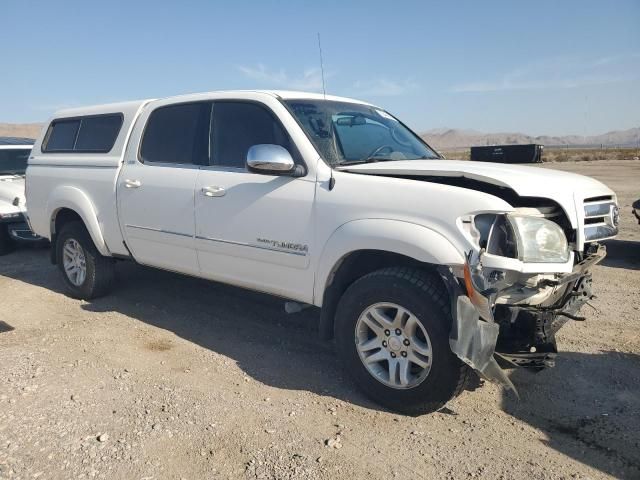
[313,218,465,306]
[47,185,110,256]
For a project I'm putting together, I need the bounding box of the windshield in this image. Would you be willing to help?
[0,148,31,175]
[284,100,439,165]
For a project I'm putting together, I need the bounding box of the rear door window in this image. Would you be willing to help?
[140,102,210,165]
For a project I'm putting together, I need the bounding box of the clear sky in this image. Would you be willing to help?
[2,0,639,136]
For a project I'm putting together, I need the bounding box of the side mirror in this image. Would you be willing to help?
[246,144,303,176]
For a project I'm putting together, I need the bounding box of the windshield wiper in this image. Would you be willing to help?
[336,157,398,166]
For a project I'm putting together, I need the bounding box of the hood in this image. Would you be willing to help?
[337,160,615,226]
[0,175,26,211]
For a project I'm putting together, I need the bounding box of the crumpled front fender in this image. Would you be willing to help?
[451,296,517,396]
[438,266,517,396]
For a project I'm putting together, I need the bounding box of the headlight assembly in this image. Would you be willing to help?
[508,215,569,263]
[470,213,570,264]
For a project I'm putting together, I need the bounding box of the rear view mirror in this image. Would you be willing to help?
[336,115,366,127]
[247,144,303,176]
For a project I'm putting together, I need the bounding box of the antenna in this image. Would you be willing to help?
[317,32,327,99]
[317,32,334,190]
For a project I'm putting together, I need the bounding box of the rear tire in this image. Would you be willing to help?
[335,267,468,415]
[56,221,115,299]
[0,225,16,256]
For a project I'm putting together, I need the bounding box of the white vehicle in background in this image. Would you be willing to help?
[0,138,44,255]
[25,91,619,414]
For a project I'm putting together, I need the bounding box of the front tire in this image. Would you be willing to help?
[56,221,115,299]
[335,267,468,415]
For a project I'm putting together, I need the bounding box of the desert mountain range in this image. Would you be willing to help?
[1,122,638,151]
[421,127,640,150]
[0,123,43,140]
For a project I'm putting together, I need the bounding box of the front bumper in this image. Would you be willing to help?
[8,222,45,243]
[443,244,606,395]
[1,213,45,243]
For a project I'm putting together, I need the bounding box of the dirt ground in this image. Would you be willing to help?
[1,160,639,480]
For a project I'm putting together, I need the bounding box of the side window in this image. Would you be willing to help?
[211,102,294,168]
[140,102,210,165]
[42,114,123,153]
[43,119,81,151]
[0,148,31,174]
[75,115,123,152]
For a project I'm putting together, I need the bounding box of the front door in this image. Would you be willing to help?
[194,101,316,302]
[117,101,210,275]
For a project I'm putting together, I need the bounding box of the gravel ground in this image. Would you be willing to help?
[1,160,639,480]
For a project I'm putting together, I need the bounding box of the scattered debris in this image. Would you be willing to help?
[325,437,342,449]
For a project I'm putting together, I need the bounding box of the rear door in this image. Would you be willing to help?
[117,101,210,275]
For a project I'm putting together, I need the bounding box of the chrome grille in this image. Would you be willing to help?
[583,196,618,242]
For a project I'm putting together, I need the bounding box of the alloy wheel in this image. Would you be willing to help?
[62,238,87,287]
[355,302,433,389]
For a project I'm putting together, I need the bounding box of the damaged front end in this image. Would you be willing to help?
[442,208,607,395]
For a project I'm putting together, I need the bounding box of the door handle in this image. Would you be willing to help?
[201,186,226,197]
[124,179,142,188]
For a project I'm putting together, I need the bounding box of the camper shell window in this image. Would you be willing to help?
[42,113,124,153]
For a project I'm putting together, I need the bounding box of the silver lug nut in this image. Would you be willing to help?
[401,351,407,357]
[395,328,401,335]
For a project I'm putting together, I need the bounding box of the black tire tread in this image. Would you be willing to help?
[336,266,470,415]
[363,268,470,406]
[56,221,115,299]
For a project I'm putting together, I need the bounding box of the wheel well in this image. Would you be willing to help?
[50,208,84,264]
[318,250,442,340]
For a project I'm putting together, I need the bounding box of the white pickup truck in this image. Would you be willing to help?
[0,138,44,255]
[26,90,619,414]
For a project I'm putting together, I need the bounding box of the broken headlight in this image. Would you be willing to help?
[470,213,569,264]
